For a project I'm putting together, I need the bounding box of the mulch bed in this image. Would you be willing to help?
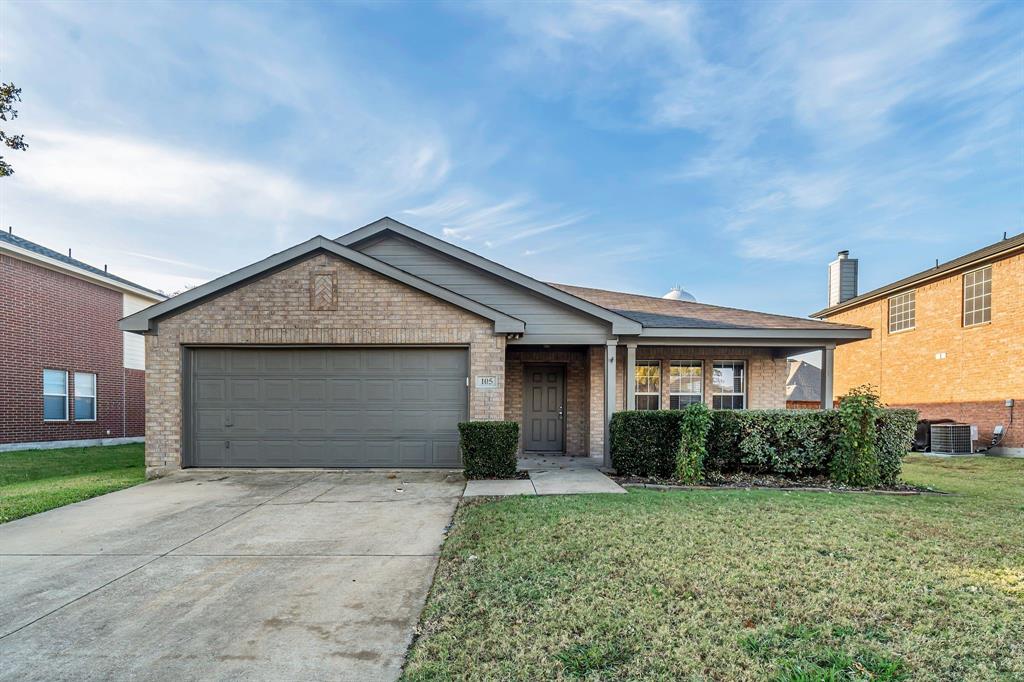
[613,471,944,495]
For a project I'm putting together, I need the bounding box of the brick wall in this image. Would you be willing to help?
[0,254,145,444]
[504,347,589,455]
[144,253,505,476]
[825,250,1023,447]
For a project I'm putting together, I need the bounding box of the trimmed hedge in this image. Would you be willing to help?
[610,411,686,477]
[459,421,520,479]
[611,405,918,485]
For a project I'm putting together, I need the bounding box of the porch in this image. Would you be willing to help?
[502,343,836,465]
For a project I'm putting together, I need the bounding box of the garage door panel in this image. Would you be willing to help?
[189,348,467,468]
[431,379,464,402]
[196,409,226,432]
[196,440,227,466]
[196,379,226,402]
[398,380,429,403]
[433,441,460,466]
[264,380,292,401]
[229,379,260,402]
[228,351,259,371]
[232,409,261,432]
[395,411,429,433]
[399,441,429,465]
[262,410,293,432]
[263,353,293,371]
[295,410,326,433]
[430,410,463,433]
[296,380,326,401]
[327,410,361,431]
[364,410,395,433]
[363,441,398,466]
[364,350,395,370]
[365,380,395,402]
[328,379,361,402]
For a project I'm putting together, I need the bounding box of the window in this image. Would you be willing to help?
[43,369,68,421]
[635,360,661,410]
[963,266,991,327]
[712,361,745,410]
[669,360,703,408]
[888,290,916,333]
[74,372,97,421]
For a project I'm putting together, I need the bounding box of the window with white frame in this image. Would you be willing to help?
[43,369,68,421]
[669,360,703,408]
[635,360,661,410]
[888,290,915,333]
[712,361,745,410]
[74,372,97,421]
[963,266,991,327]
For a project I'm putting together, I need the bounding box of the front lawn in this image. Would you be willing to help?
[0,443,146,523]
[403,456,1024,681]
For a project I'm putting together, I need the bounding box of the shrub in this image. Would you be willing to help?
[458,421,519,479]
[831,386,882,487]
[706,410,743,472]
[676,403,712,483]
[876,408,918,485]
[610,410,686,477]
[735,410,835,477]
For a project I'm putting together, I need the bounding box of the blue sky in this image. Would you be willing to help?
[1,0,1021,317]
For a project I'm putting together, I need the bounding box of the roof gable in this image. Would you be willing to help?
[119,236,525,334]
[336,217,642,335]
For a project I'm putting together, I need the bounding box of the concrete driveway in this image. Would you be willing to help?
[0,470,464,681]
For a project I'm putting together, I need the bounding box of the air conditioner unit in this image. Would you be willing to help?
[930,423,973,454]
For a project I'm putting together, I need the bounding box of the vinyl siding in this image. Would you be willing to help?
[123,292,152,369]
[358,235,610,343]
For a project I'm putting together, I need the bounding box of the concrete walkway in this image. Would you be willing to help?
[0,470,463,682]
[464,457,625,497]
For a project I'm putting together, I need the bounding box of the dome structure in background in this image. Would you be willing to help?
[662,286,696,302]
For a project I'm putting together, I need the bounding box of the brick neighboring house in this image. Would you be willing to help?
[121,217,868,478]
[1,230,166,450]
[812,232,1024,455]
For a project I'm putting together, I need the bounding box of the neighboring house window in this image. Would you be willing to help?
[712,361,745,410]
[74,372,97,422]
[963,266,992,327]
[888,290,916,333]
[43,369,68,421]
[635,360,661,410]
[669,360,703,408]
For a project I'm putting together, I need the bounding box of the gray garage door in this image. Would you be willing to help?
[187,347,467,468]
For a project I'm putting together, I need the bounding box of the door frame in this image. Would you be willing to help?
[521,363,567,454]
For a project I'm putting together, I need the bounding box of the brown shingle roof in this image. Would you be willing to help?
[548,283,866,331]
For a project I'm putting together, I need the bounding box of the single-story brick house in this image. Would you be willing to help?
[121,218,869,477]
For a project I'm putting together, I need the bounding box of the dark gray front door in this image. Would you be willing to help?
[523,365,565,452]
[187,347,467,468]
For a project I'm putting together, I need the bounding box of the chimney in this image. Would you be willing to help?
[828,250,858,307]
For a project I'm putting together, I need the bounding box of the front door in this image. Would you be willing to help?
[523,365,565,452]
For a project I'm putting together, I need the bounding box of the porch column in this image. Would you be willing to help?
[625,343,637,410]
[820,345,835,409]
[604,340,617,467]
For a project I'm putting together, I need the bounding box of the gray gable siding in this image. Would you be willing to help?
[358,235,611,343]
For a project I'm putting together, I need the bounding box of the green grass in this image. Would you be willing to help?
[403,455,1024,681]
[0,443,146,523]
